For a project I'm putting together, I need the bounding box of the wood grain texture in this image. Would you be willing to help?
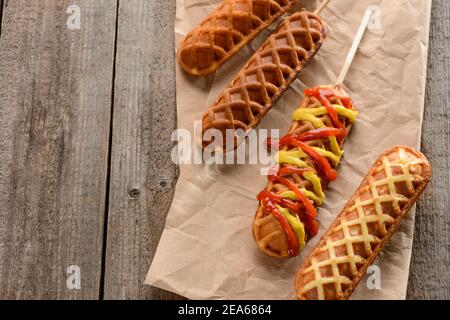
[406,0,450,300]
[0,0,117,299]
[103,0,183,300]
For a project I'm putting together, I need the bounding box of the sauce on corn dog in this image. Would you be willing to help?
[254,86,358,257]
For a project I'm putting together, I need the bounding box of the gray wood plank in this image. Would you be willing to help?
[103,0,183,299]
[0,0,117,299]
[406,0,450,300]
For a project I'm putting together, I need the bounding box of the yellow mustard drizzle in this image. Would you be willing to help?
[281,190,322,206]
[275,150,325,203]
[292,105,358,160]
[293,105,358,123]
[277,205,306,250]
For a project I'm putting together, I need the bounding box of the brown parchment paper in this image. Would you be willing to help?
[146,0,432,300]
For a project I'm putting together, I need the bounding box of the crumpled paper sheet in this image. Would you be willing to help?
[146,0,432,299]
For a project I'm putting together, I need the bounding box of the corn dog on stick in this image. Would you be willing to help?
[202,9,328,151]
[253,86,358,258]
[178,0,296,76]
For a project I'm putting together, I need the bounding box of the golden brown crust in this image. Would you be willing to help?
[201,11,327,151]
[177,0,295,76]
[295,146,431,300]
[252,87,355,258]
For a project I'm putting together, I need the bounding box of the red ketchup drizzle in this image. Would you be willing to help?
[268,174,318,235]
[266,137,279,152]
[304,86,354,130]
[257,191,299,257]
[270,166,318,221]
[258,166,319,256]
[279,135,338,181]
[296,127,347,142]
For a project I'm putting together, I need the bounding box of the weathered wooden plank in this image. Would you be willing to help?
[0,0,117,299]
[406,0,450,300]
[103,0,183,299]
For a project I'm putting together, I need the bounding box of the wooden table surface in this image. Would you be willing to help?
[0,0,448,300]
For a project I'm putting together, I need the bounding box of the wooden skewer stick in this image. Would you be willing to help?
[335,7,374,87]
[314,0,332,15]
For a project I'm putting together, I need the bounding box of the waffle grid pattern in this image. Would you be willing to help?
[202,11,326,150]
[178,0,294,75]
[297,148,428,300]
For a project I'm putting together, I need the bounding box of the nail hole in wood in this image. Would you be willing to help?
[129,188,141,199]
[159,180,168,188]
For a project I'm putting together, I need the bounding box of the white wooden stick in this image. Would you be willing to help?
[335,8,374,87]
[314,0,332,15]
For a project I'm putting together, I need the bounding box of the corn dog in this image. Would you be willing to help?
[295,146,431,300]
[253,86,358,258]
[178,0,295,76]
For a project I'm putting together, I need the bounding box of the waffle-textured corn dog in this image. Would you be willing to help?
[253,86,358,258]
[202,10,327,151]
[178,0,295,76]
[296,146,431,300]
